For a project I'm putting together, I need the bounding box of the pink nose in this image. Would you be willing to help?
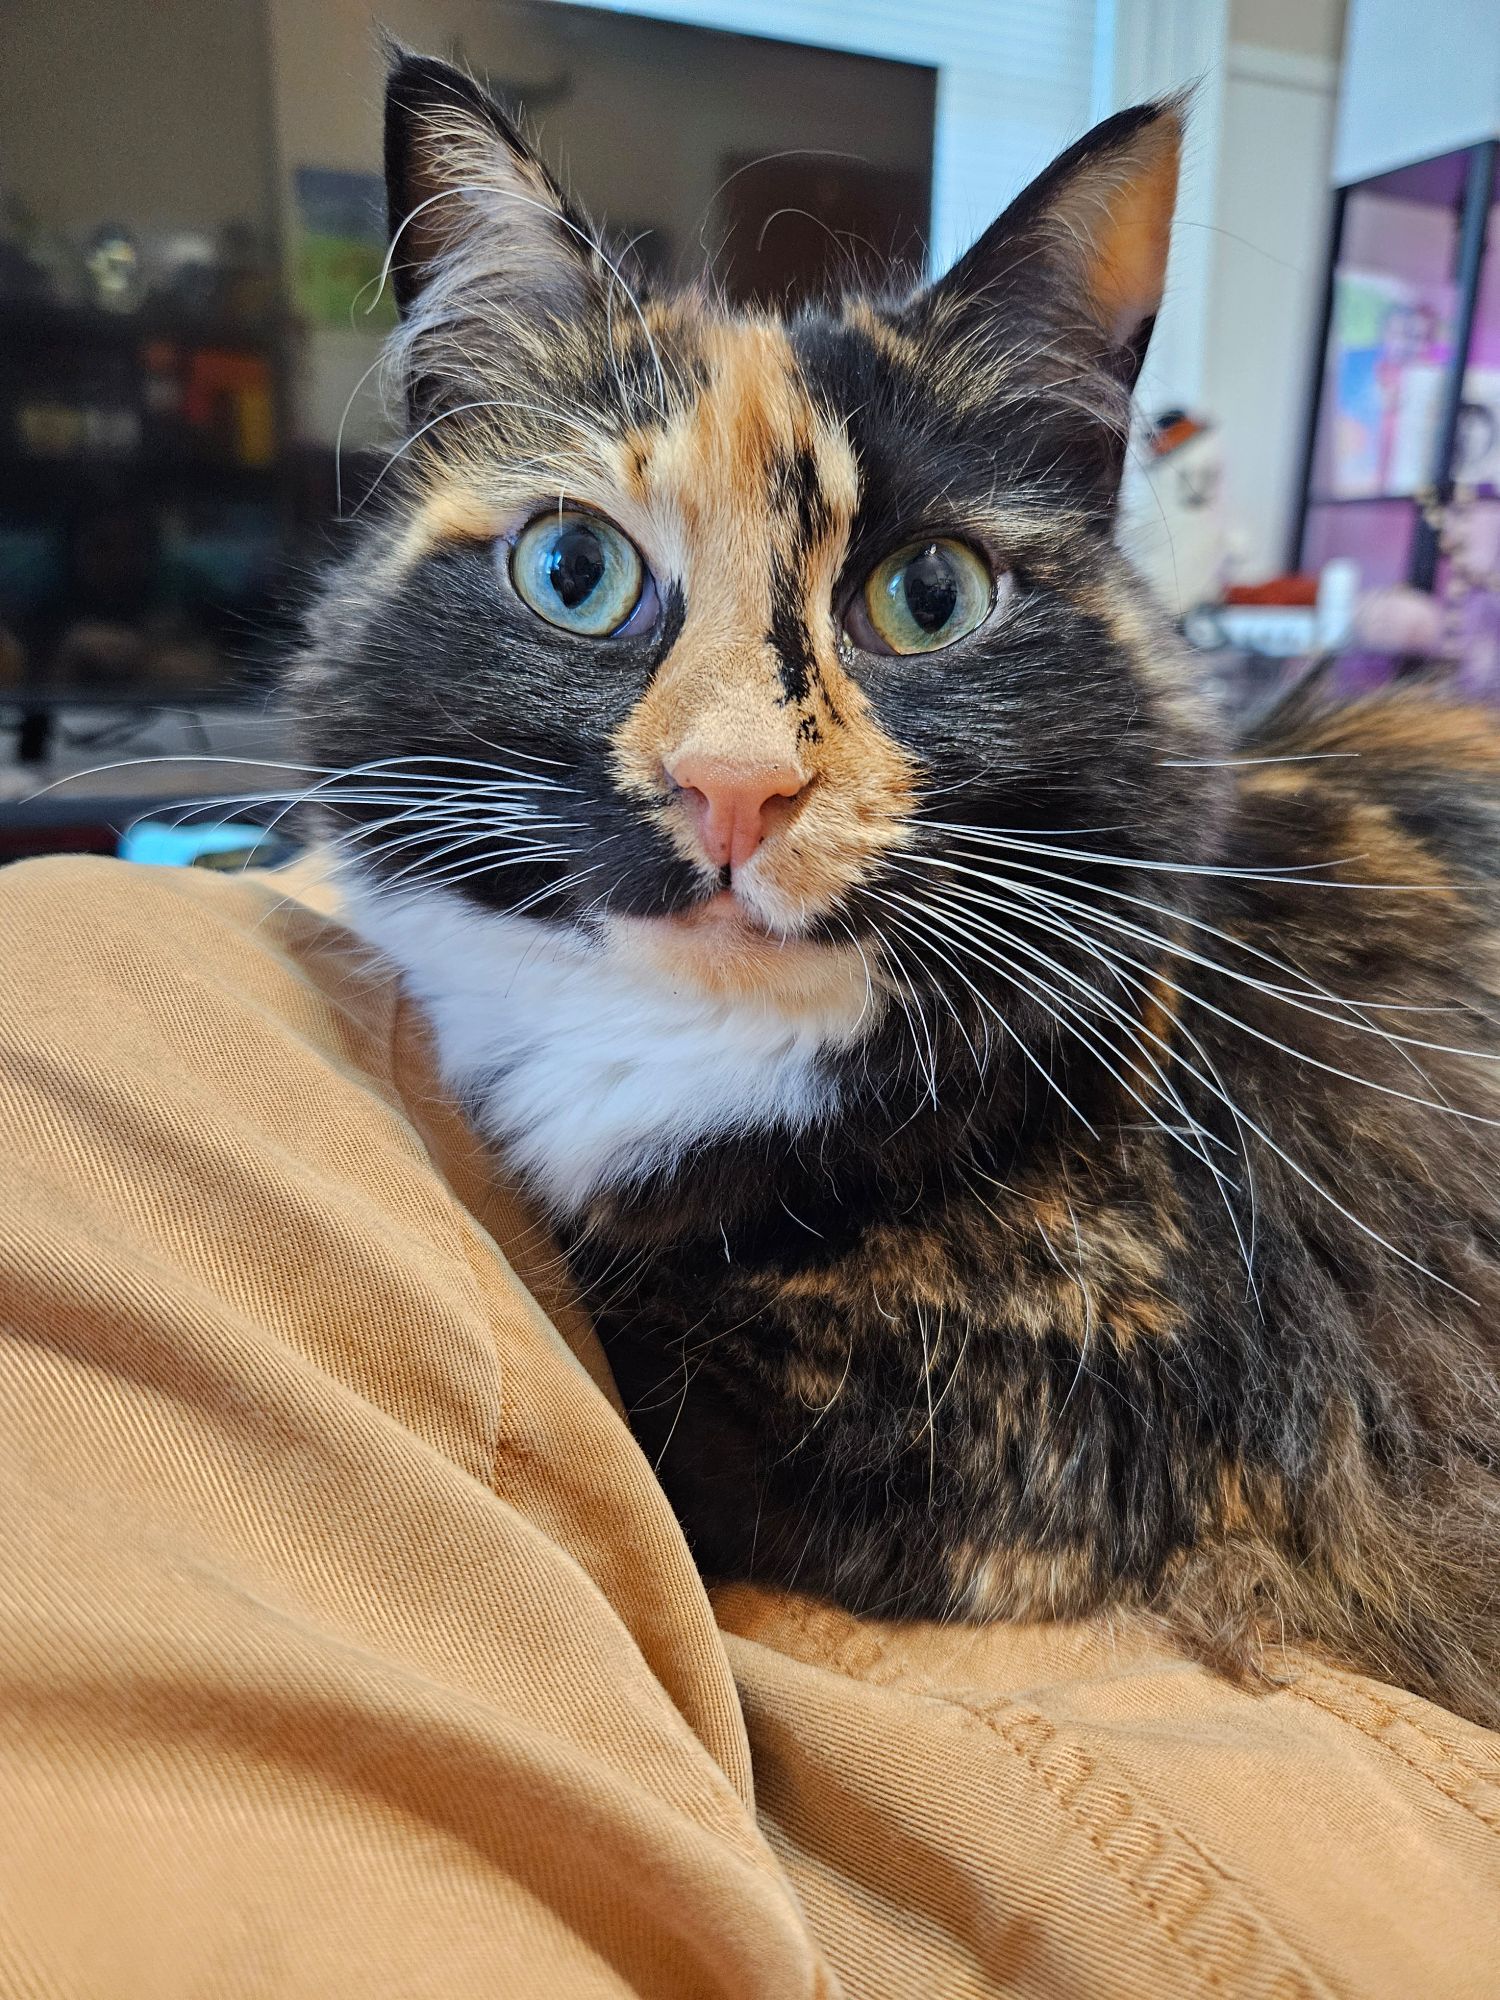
[666,750,808,870]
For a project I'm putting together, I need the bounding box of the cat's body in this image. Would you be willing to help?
[302,53,1500,1725]
[351,681,1500,1719]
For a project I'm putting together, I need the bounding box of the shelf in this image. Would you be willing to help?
[1306,493,1421,508]
[0,694,266,721]
[0,453,282,507]
[0,295,285,354]
[1307,488,1500,508]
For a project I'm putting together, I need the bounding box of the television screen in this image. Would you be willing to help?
[0,1,935,710]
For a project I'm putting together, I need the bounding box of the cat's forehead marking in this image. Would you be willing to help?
[624,316,857,546]
[605,315,861,733]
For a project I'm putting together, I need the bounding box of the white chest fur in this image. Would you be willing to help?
[343,879,876,1214]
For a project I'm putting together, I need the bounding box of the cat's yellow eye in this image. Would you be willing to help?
[850,538,996,656]
[509,511,646,636]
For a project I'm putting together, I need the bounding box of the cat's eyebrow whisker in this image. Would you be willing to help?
[333,346,390,519]
[350,394,604,519]
[381,178,674,419]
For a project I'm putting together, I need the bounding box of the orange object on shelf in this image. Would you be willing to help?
[180,349,276,468]
[1223,574,1320,607]
[1149,412,1208,457]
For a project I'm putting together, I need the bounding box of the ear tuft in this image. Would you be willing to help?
[1049,99,1181,356]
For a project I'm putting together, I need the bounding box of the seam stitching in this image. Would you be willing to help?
[796,1617,1331,1999]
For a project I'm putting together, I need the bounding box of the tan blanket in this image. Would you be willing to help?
[2,854,1497,1998]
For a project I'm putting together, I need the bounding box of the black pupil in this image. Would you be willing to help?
[547,525,606,609]
[902,546,959,632]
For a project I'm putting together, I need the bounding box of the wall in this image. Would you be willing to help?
[1229,0,1345,62]
[580,0,1099,274]
[1335,0,1500,185]
[1201,29,1345,578]
[1111,0,1346,590]
[0,0,275,240]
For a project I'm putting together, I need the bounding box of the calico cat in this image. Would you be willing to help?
[298,50,1500,1726]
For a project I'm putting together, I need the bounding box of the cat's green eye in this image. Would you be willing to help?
[850,538,996,656]
[509,511,645,636]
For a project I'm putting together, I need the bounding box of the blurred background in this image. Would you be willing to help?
[1,0,1497,865]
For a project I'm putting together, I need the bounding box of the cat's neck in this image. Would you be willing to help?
[342,868,1134,1233]
[344,875,876,1216]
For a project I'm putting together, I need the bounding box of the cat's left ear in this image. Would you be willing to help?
[900,100,1182,481]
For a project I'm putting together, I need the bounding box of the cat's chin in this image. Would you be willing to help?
[604,896,870,1019]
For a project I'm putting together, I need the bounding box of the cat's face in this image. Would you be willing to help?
[301,57,1220,1138]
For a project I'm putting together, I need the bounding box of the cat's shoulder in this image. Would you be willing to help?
[1244,664,1500,770]
[1232,668,1500,891]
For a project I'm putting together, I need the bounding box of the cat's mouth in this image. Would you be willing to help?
[604,890,871,1019]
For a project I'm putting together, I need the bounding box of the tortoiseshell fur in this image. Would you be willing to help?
[299,55,1500,1725]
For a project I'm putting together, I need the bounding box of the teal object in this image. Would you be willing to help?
[120,821,278,868]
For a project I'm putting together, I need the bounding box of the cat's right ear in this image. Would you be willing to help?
[896,100,1182,504]
[383,47,600,409]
